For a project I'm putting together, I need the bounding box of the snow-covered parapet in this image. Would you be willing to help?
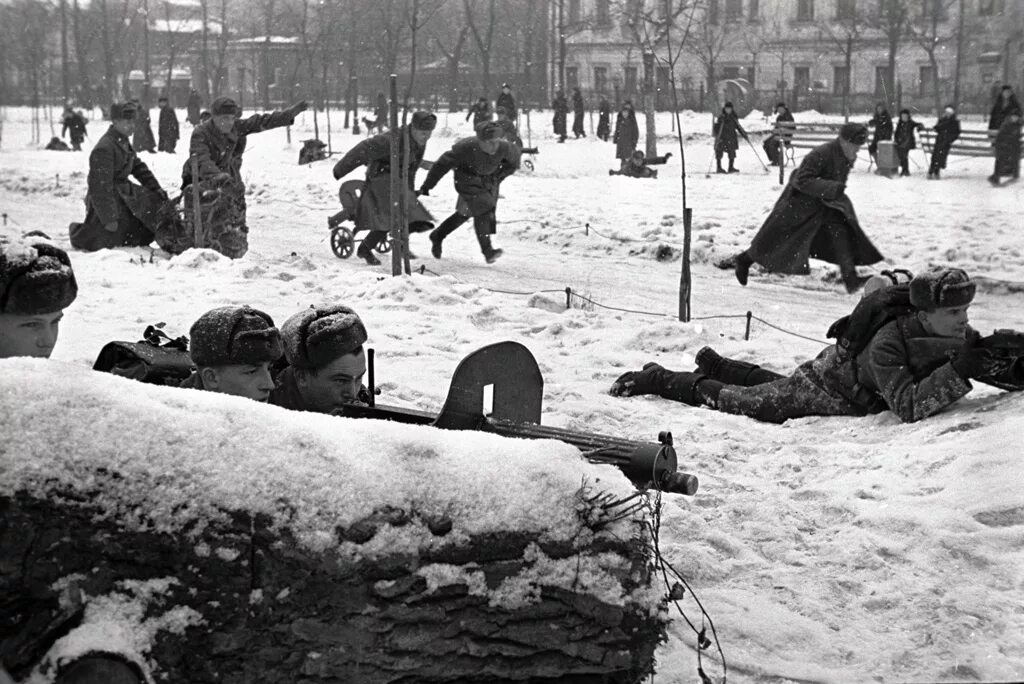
[0,359,667,682]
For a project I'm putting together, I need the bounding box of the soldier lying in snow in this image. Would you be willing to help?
[610,268,1024,423]
[609,150,672,179]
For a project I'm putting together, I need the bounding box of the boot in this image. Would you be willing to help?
[728,157,739,173]
[659,371,723,408]
[695,346,784,387]
[609,362,671,397]
[716,164,727,174]
[734,250,753,286]
[478,233,502,263]
[429,230,444,258]
[840,264,863,294]
[357,243,381,265]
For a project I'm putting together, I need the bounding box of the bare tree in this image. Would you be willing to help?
[432,21,470,110]
[683,2,731,110]
[907,0,958,114]
[866,0,911,111]
[374,0,411,77]
[762,19,792,103]
[71,0,96,107]
[158,0,198,100]
[463,0,497,94]
[403,0,446,110]
[818,1,867,119]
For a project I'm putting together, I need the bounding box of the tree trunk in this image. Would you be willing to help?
[100,0,116,107]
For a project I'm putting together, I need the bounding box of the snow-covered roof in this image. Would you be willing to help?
[149,18,222,34]
[231,35,301,45]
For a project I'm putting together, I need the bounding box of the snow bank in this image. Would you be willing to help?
[0,358,638,557]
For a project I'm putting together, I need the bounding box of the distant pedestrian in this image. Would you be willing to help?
[597,97,611,141]
[467,96,492,128]
[989,109,1021,187]
[927,105,960,179]
[867,103,893,163]
[893,109,924,177]
[496,83,517,122]
[988,85,1022,133]
[131,98,156,153]
[552,90,568,143]
[763,102,793,166]
[613,100,639,168]
[157,96,179,153]
[571,87,586,138]
[186,88,202,125]
[712,101,748,173]
[61,105,88,151]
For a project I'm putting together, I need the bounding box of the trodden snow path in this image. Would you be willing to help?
[2,106,1023,683]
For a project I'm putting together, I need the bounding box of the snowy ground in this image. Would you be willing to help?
[2,105,1023,683]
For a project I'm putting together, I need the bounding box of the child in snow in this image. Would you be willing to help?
[0,239,78,359]
[893,109,924,177]
[927,105,961,179]
[608,150,672,178]
[610,268,1024,424]
[179,306,284,402]
[712,101,748,173]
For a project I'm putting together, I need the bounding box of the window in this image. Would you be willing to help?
[836,0,856,20]
[978,0,1004,15]
[725,0,743,21]
[566,66,579,90]
[596,0,611,24]
[796,0,814,21]
[707,0,719,24]
[624,65,638,94]
[919,65,935,96]
[875,65,893,97]
[748,0,760,22]
[722,66,741,80]
[594,66,608,92]
[794,66,811,91]
[833,65,850,94]
[568,0,580,23]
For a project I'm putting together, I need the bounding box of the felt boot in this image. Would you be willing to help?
[609,362,670,397]
[659,371,724,407]
[734,250,753,286]
[695,346,784,386]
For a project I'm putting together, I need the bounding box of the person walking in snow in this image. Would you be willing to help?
[731,123,883,293]
[927,105,961,179]
[466,96,492,128]
[893,109,924,177]
[419,120,520,264]
[131,98,157,154]
[552,90,569,143]
[179,305,283,402]
[987,85,1022,136]
[597,97,611,142]
[157,96,179,153]
[989,109,1022,187]
[186,88,202,125]
[0,239,78,360]
[571,87,587,138]
[332,111,438,265]
[613,100,639,169]
[270,304,369,414]
[712,101,748,173]
[69,101,169,252]
[610,268,1024,424]
[496,83,517,122]
[60,105,88,151]
[866,103,893,163]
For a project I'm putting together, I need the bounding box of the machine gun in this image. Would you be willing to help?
[979,329,1024,358]
[342,341,698,496]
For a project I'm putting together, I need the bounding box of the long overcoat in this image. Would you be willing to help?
[158,106,180,151]
[613,109,639,160]
[181,110,297,188]
[747,138,883,273]
[993,117,1022,177]
[930,116,961,170]
[419,138,519,223]
[332,125,434,233]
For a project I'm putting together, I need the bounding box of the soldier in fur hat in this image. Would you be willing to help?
[418,119,520,264]
[610,268,1024,424]
[69,101,169,252]
[731,122,883,293]
[0,239,78,359]
[332,110,437,265]
[180,305,284,402]
[270,304,368,414]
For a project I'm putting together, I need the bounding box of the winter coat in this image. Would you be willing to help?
[988,94,1022,132]
[713,110,747,154]
[572,91,586,135]
[186,91,202,125]
[717,316,1023,424]
[331,125,434,233]
[613,109,639,160]
[132,108,156,153]
[61,111,87,145]
[70,125,166,251]
[894,117,923,150]
[494,119,523,147]
[375,94,389,123]
[597,101,611,140]
[775,110,795,144]
[747,138,883,274]
[868,110,893,142]
[158,106,179,149]
[930,116,961,169]
[467,101,492,127]
[419,137,519,218]
[552,95,568,137]
[269,367,322,413]
[496,91,517,120]
[993,116,1022,177]
[181,109,297,188]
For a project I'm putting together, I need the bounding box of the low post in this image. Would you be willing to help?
[388,74,402,276]
[744,310,752,341]
[678,208,692,322]
[189,154,204,249]
[565,287,572,310]
[778,136,784,185]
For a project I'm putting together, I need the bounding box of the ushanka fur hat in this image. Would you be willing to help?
[0,239,78,315]
[909,268,976,312]
[281,304,368,370]
[189,305,283,367]
[839,123,869,145]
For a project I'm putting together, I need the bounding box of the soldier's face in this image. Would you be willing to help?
[411,128,432,146]
[297,349,367,413]
[213,114,235,134]
[478,137,500,154]
[919,305,971,338]
[201,362,275,402]
[114,119,135,137]
[0,311,63,359]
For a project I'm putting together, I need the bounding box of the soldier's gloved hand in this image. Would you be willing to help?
[103,221,119,233]
[287,100,309,117]
[951,330,991,379]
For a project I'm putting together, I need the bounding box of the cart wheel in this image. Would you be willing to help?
[377,236,393,254]
[523,159,535,172]
[331,226,354,259]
